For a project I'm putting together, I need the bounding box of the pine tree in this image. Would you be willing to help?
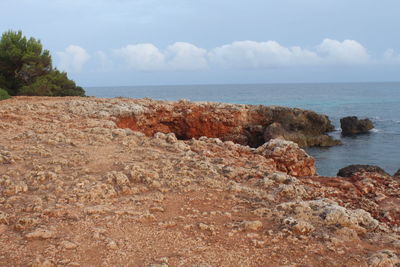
[0,30,85,96]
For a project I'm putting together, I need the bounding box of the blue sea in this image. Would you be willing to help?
[86,82,400,177]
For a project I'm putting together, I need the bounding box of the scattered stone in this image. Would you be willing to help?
[137,213,156,223]
[30,258,56,267]
[26,228,55,240]
[242,220,263,231]
[0,150,14,164]
[0,211,9,225]
[149,264,168,267]
[191,264,212,267]
[106,171,130,186]
[60,240,78,250]
[106,239,118,250]
[150,206,165,213]
[282,217,315,235]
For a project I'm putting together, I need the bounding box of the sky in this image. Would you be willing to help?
[1,0,400,86]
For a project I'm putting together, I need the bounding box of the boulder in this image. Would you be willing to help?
[337,164,389,177]
[340,116,374,136]
[256,138,316,177]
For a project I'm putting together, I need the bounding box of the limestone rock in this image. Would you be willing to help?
[256,139,316,177]
[276,198,379,235]
[368,250,400,267]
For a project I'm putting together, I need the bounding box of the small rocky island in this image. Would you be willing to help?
[340,116,374,135]
[0,97,399,266]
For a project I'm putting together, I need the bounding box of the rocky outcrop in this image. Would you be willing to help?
[340,116,374,136]
[337,164,390,177]
[116,100,340,148]
[263,122,340,147]
[1,96,399,267]
[394,169,400,177]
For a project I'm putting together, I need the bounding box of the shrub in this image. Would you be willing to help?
[19,70,85,96]
[0,88,10,100]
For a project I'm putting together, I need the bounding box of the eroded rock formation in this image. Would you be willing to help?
[116,100,340,148]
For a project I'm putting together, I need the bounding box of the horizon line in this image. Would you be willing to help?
[84,80,400,88]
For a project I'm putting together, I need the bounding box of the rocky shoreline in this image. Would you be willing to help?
[0,97,399,266]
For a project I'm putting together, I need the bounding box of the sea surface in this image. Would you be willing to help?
[86,82,400,176]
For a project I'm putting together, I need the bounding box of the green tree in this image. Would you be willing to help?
[0,30,85,96]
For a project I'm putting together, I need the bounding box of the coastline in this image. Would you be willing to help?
[0,96,399,266]
[86,82,400,177]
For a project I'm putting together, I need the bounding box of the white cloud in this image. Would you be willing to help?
[57,45,90,72]
[114,43,165,71]
[317,39,370,65]
[208,39,371,69]
[166,42,208,70]
[114,42,208,71]
[103,39,378,72]
[208,40,320,69]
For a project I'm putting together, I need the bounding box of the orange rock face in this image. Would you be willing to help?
[116,100,339,148]
[117,104,242,142]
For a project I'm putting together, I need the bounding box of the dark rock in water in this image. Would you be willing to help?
[394,169,400,177]
[337,164,389,177]
[340,116,374,136]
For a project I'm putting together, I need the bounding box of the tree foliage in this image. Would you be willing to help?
[0,30,85,96]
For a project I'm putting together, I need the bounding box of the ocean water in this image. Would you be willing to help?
[86,82,400,176]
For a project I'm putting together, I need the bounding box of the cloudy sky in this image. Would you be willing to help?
[1,0,400,86]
